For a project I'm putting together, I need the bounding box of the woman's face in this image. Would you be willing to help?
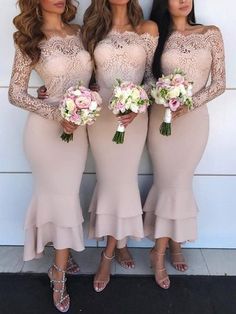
[108,0,130,5]
[39,0,66,15]
[168,0,193,18]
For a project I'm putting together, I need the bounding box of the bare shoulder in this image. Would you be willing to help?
[139,20,159,37]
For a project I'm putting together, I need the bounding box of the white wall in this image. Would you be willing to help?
[0,0,235,248]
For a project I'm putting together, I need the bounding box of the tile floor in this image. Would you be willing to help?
[0,246,235,276]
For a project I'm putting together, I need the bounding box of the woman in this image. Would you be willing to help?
[82,0,158,292]
[9,0,93,311]
[144,0,226,289]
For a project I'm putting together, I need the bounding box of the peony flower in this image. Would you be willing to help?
[172,74,185,86]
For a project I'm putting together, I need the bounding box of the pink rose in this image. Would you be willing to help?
[117,101,125,111]
[70,113,81,124]
[172,74,185,86]
[75,97,90,109]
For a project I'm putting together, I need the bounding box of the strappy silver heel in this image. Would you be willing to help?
[48,264,70,313]
[94,251,115,293]
[66,254,80,275]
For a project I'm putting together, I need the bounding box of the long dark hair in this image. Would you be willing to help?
[82,0,143,57]
[151,0,197,79]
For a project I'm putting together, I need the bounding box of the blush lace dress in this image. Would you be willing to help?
[9,30,93,261]
[87,30,158,246]
[143,26,226,242]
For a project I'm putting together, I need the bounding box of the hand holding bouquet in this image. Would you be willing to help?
[151,69,193,136]
[60,84,102,142]
[109,80,150,144]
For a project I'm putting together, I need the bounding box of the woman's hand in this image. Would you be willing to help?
[119,112,138,128]
[37,85,48,99]
[61,120,78,134]
[172,106,189,120]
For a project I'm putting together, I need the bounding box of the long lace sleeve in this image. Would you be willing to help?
[192,27,226,109]
[8,45,61,121]
[141,33,158,94]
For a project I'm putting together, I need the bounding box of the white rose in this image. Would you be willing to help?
[114,87,123,98]
[125,98,133,110]
[131,103,139,113]
[131,89,140,100]
[72,90,82,96]
[82,109,89,118]
[89,101,98,111]
[66,99,76,112]
[179,84,187,96]
[168,87,180,99]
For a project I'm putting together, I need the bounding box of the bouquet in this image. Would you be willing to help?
[109,79,150,144]
[151,69,193,136]
[60,84,102,142]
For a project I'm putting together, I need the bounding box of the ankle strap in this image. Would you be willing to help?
[103,251,115,260]
[53,264,66,273]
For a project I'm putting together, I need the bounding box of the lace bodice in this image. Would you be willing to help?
[94,30,158,101]
[162,26,226,109]
[9,30,93,121]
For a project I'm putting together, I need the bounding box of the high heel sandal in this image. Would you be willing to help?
[66,254,80,275]
[93,251,115,293]
[150,249,170,290]
[170,252,188,272]
[48,264,70,313]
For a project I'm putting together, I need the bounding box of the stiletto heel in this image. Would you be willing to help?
[48,264,70,313]
[93,251,115,293]
[150,249,170,290]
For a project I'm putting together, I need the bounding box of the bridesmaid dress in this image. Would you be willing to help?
[144,26,226,242]
[88,30,158,245]
[9,29,93,261]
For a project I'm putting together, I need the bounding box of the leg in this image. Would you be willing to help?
[48,248,70,312]
[116,238,135,269]
[150,237,170,289]
[169,239,188,272]
[94,236,116,292]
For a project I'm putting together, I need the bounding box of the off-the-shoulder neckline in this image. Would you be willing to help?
[43,28,81,41]
[171,27,219,38]
[109,29,158,39]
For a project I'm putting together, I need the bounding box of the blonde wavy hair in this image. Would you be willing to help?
[82,0,143,57]
[13,0,78,65]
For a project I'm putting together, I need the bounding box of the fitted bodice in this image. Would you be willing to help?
[94,30,158,101]
[9,29,93,120]
[161,26,226,109]
[35,32,92,100]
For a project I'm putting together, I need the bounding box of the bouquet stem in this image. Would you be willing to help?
[112,124,125,144]
[160,108,172,136]
[61,131,73,143]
